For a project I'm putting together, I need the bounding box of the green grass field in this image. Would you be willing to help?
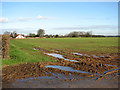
[2,37,119,66]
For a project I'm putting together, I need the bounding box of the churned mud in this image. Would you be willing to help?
[2,47,120,88]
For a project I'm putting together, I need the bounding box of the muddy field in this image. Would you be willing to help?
[2,47,120,88]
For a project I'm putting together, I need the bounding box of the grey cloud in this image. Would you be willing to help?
[53,25,118,30]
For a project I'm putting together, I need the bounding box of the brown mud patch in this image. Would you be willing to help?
[2,61,91,82]
[2,61,119,88]
[34,47,119,67]
[2,53,119,82]
[2,47,119,88]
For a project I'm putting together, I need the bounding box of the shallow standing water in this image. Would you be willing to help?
[3,74,118,88]
[45,65,91,74]
[44,53,79,62]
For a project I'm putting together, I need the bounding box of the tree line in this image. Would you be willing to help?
[4,28,111,38]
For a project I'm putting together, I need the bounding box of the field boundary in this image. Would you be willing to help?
[0,35,2,90]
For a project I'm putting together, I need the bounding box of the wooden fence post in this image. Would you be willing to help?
[2,35,10,59]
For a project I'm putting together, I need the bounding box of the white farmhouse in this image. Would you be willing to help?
[16,34,25,39]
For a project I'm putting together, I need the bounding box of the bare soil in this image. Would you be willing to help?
[2,47,120,88]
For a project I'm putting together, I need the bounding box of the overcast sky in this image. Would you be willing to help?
[0,2,118,35]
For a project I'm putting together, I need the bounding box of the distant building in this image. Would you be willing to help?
[16,34,25,39]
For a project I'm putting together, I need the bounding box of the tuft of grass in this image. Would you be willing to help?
[2,40,56,66]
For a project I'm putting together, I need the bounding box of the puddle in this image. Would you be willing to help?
[16,71,87,84]
[84,54,90,57]
[95,67,120,76]
[45,65,91,74]
[73,52,111,59]
[17,76,54,82]
[100,56,105,58]
[103,68,120,75]
[44,53,63,58]
[73,53,90,57]
[33,48,43,51]
[116,73,120,75]
[55,51,59,53]
[44,53,79,62]
[100,56,111,58]
[33,48,39,50]
[73,53,84,56]
[105,64,117,67]
[33,48,78,62]
[92,55,99,58]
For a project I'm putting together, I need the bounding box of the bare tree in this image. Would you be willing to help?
[85,31,92,37]
[10,32,13,38]
[67,31,92,37]
[4,31,10,35]
[37,29,45,37]
[67,31,79,37]
[12,31,18,38]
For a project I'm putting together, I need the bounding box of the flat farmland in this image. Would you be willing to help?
[3,37,119,65]
[2,37,120,88]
